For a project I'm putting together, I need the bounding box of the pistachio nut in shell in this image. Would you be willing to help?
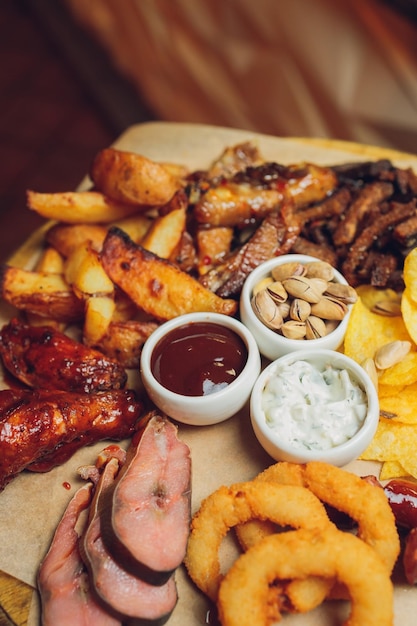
[251,290,283,330]
[282,276,322,303]
[374,340,411,370]
[271,262,306,282]
[310,296,348,320]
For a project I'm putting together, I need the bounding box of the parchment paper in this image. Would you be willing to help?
[1,122,417,625]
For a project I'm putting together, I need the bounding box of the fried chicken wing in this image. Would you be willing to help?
[0,387,144,489]
[0,318,128,392]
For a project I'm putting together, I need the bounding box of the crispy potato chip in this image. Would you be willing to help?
[360,417,417,480]
[401,288,417,344]
[378,383,406,398]
[403,247,417,303]
[356,285,400,312]
[379,383,417,423]
[380,460,409,481]
[378,351,417,386]
[344,297,411,364]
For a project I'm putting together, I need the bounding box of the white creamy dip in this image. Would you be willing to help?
[261,359,368,451]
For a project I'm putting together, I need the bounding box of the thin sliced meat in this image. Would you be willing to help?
[102,413,192,585]
[81,455,178,625]
[38,483,121,626]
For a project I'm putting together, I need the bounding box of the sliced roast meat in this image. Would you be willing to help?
[102,413,192,585]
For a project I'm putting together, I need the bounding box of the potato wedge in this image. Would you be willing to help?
[141,206,186,258]
[84,295,116,345]
[101,228,238,320]
[34,246,65,274]
[64,242,114,299]
[89,319,159,368]
[111,214,153,243]
[45,222,108,257]
[90,148,180,206]
[0,265,83,322]
[27,190,140,223]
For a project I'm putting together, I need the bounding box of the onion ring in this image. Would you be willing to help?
[217,527,394,626]
[184,480,332,601]
[234,461,399,612]
[237,461,400,573]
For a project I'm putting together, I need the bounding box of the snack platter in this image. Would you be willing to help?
[1,122,417,625]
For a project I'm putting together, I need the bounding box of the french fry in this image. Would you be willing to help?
[64,242,114,300]
[84,295,116,345]
[101,227,238,320]
[140,206,187,258]
[90,148,181,206]
[45,222,108,257]
[27,190,140,223]
[0,265,83,322]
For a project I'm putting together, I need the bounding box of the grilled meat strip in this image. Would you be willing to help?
[0,387,144,490]
[0,318,127,392]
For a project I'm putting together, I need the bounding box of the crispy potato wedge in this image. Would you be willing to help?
[84,295,116,345]
[27,190,140,224]
[90,148,180,206]
[64,242,114,299]
[34,246,65,274]
[0,265,83,322]
[141,206,187,258]
[101,227,238,320]
[89,319,159,368]
[45,222,108,257]
[111,214,153,243]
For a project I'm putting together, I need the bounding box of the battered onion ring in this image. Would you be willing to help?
[217,528,394,626]
[234,461,400,612]
[237,461,400,573]
[184,480,332,601]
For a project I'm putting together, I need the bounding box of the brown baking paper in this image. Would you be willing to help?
[1,123,417,625]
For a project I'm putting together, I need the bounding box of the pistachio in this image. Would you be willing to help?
[324,282,358,304]
[310,296,348,320]
[305,315,327,340]
[251,290,283,330]
[305,260,335,282]
[271,262,306,282]
[266,280,288,304]
[253,276,274,296]
[276,301,291,319]
[282,276,322,303]
[361,357,379,391]
[371,299,402,317]
[374,340,411,370]
[280,320,306,340]
[290,298,311,322]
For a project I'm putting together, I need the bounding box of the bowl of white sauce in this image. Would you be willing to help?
[250,348,379,466]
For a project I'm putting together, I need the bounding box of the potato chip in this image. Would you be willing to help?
[379,383,417,424]
[356,285,400,312]
[380,460,409,481]
[403,247,417,303]
[344,297,410,365]
[401,288,417,344]
[378,351,417,386]
[360,417,417,480]
[378,383,406,398]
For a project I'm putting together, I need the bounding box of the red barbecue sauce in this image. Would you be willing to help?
[150,321,248,397]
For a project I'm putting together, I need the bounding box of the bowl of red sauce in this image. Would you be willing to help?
[140,312,261,426]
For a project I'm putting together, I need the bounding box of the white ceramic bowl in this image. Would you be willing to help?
[250,349,379,466]
[140,312,261,426]
[240,254,354,361]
